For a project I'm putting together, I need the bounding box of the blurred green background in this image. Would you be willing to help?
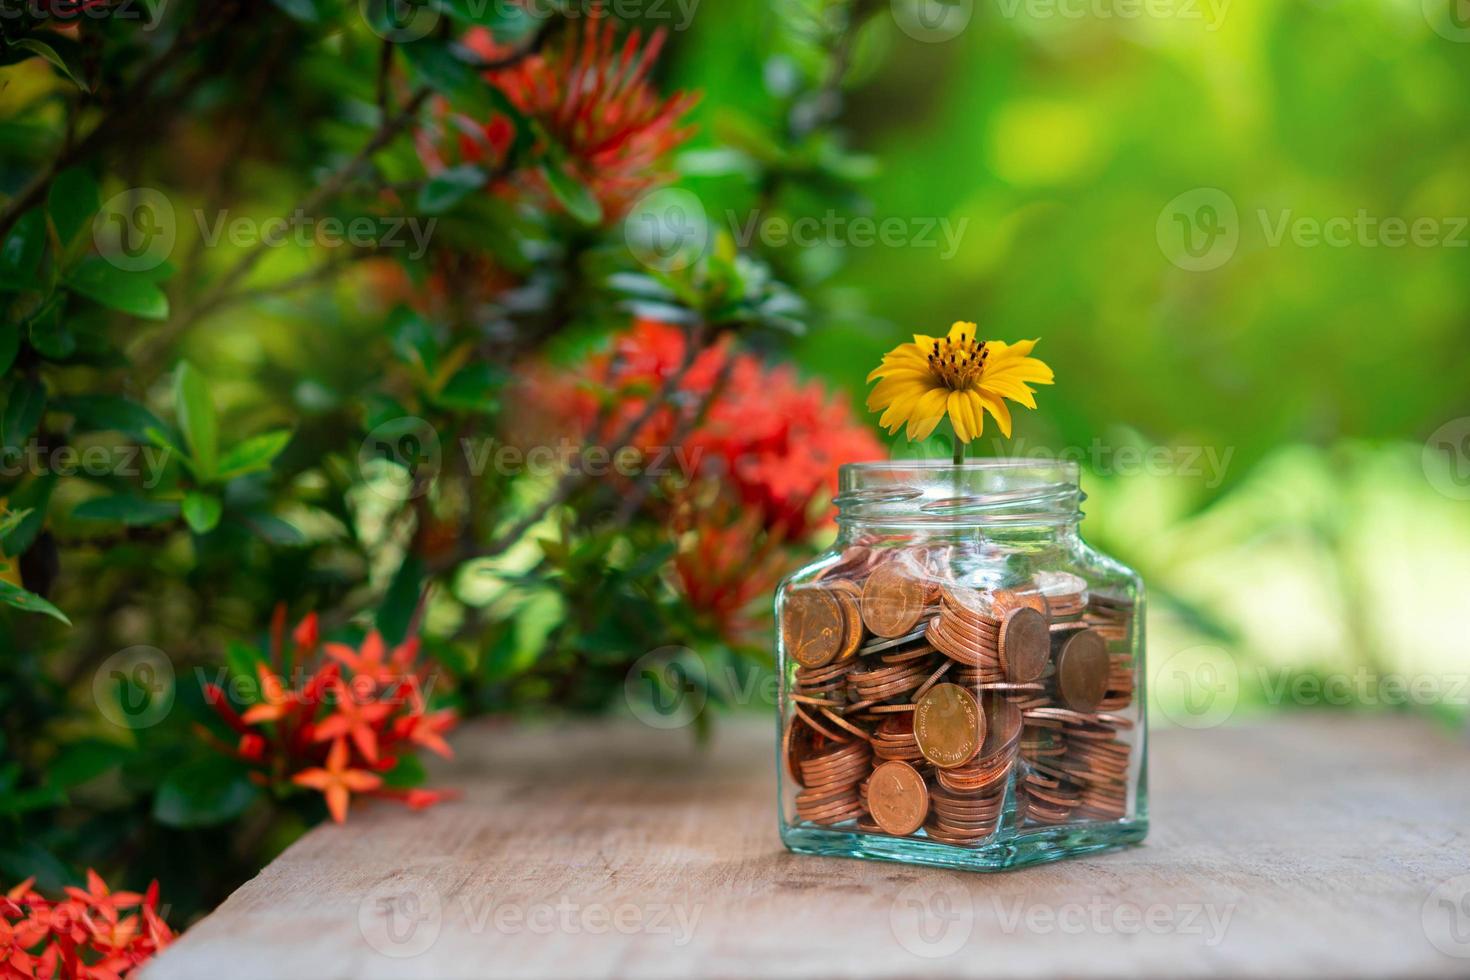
[664,0,1470,726]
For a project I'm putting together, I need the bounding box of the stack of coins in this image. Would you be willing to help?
[793,737,869,825]
[780,548,1140,844]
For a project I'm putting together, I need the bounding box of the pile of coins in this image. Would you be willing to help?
[781,547,1138,846]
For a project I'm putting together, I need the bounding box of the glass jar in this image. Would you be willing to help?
[775,460,1147,871]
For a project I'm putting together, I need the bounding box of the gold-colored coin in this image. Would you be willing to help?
[861,563,927,638]
[783,586,845,668]
[913,683,985,770]
[867,760,929,836]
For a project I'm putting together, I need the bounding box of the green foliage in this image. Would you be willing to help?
[0,0,1460,930]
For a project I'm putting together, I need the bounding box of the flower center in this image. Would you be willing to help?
[928,333,988,391]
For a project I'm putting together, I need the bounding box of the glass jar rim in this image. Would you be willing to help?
[835,458,1083,528]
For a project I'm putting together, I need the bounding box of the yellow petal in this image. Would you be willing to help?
[985,356,1054,386]
[879,383,934,431]
[961,389,986,441]
[866,347,929,381]
[905,388,949,441]
[988,338,1037,360]
[980,374,1038,408]
[866,375,921,411]
[947,391,971,443]
[947,321,979,342]
[979,390,1013,439]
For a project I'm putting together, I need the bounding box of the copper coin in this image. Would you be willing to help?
[913,683,985,769]
[867,760,930,836]
[1056,629,1109,712]
[999,606,1049,683]
[861,564,928,638]
[783,586,845,668]
[831,584,865,662]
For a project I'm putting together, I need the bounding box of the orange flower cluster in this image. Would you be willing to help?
[513,319,883,638]
[202,609,458,824]
[0,871,172,980]
[418,12,697,220]
[545,319,884,538]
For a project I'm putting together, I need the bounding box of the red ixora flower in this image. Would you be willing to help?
[418,11,698,221]
[507,319,883,639]
[515,319,883,539]
[201,607,460,825]
[0,871,173,980]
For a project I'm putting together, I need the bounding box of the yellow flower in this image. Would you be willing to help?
[866,322,1054,443]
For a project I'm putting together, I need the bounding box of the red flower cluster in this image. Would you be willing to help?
[511,319,882,636]
[542,319,884,538]
[202,608,458,824]
[0,871,172,980]
[418,12,697,220]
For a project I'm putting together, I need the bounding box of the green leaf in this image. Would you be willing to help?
[388,306,439,377]
[182,492,222,534]
[48,168,99,249]
[0,325,17,374]
[431,0,540,38]
[145,425,186,460]
[2,377,46,452]
[0,508,30,538]
[226,639,265,686]
[216,429,292,480]
[51,395,168,442]
[401,38,485,105]
[0,210,46,289]
[377,554,425,646]
[27,293,74,360]
[65,257,169,320]
[50,740,130,788]
[153,761,258,828]
[0,785,67,816]
[434,362,502,413]
[379,751,426,790]
[482,589,563,681]
[14,37,88,90]
[72,496,179,526]
[538,160,603,226]
[174,361,218,481]
[242,513,305,546]
[0,580,70,625]
[2,475,53,555]
[417,164,488,214]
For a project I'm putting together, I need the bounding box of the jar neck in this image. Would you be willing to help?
[833,460,1084,543]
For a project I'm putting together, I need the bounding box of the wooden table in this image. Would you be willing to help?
[143,715,1470,979]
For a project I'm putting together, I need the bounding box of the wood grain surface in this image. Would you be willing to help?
[142,714,1470,979]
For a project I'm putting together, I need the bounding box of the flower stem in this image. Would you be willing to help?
[952,432,965,466]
